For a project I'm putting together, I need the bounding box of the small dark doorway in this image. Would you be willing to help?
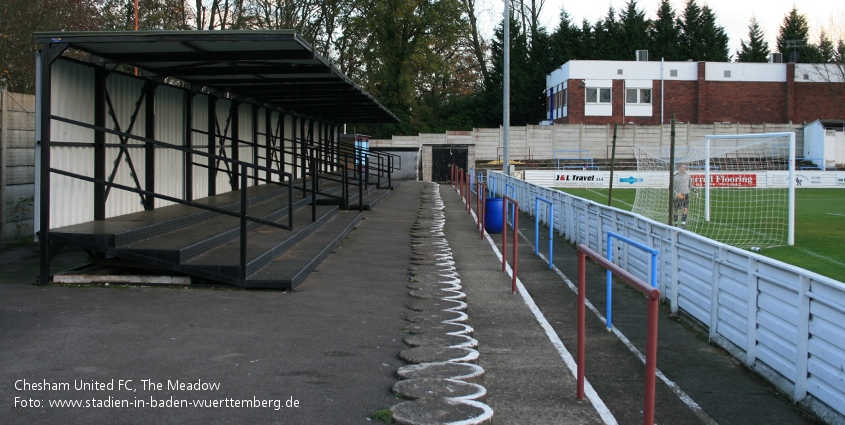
[431,146,468,183]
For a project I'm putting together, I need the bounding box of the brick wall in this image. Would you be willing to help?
[702,81,788,123]
[661,80,699,123]
[792,82,845,122]
[550,63,845,125]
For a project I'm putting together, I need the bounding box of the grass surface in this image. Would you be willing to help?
[555,187,845,283]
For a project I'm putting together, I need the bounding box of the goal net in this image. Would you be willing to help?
[631,132,795,249]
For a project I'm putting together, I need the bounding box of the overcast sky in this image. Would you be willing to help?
[481,0,842,59]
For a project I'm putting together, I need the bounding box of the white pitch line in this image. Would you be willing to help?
[586,189,635,209]
[795,246,845,269]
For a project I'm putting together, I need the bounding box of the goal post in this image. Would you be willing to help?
[632,131,796,249]
[703,132,795,246]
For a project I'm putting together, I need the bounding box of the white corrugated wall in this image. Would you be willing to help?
[45,58,333,230]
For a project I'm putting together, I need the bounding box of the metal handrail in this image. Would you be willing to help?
[47,114,303,283]
[577,244,659,425]
[534,197,555,269]
[605,231,659,330]
[502,194,519,294]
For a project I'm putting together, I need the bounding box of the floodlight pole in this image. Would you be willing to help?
[502,0,510,176]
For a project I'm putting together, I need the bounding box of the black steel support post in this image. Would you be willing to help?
[364,149,370,190]
[330,125,337,171]
[265,109,273,183]
[239,164,248,281]
[276,112,286,176]
[208,96,217,196]
[184,91,194,201]
[287,176,293,229]
[358,160,363,212]
[144,81,156,210]
[252,104,259,186]
[300,120,307,199]
[377,155,383,189]
[317,123,323,172]
[231,101,240,191]
[388,154,393,189]
[94,67,107,220]
[310,154,317,222]
[342,153,349,210]
[291,116,298,182]
[38,42,67,285]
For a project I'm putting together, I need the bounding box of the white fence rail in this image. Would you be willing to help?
[487,171,845,424]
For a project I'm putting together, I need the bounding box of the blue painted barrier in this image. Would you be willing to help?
[605,231,659,330]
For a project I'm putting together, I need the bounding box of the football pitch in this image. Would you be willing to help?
[555,187,845,283]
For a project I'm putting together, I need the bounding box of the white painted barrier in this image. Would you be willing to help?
[488,171,845,425]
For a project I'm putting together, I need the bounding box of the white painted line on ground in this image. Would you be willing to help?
[467,208,618,425]
[520,231,719,425]
[795,246,845,268]
[461,183,717,424]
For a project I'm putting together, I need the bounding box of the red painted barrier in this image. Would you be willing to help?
[479,183,486,239]
[502,195,519,293]
[576,244,659,425]
[465,171,471,214]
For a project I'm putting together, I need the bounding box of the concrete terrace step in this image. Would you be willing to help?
[117,192,309,264]
[47,183,291,248]
[245,209,361,289]
[181,204,340,281]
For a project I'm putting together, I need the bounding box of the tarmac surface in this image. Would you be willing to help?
[0,180,825,424]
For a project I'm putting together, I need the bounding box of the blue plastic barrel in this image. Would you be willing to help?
[485,197,504,233]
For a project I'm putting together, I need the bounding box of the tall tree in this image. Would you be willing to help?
[592,6,624,60]
[813,31,837,63]
[838,41,845,64]
[0,0,103,93]
[515,0,547,50]
[525,25,554,123]
[346,0,467,136]
[457,0,490,85]
[649,0,682,61]
[777,6,811,63]
[550,9,584,66]
[484,16,522,127]
[736,17,770,62]
[678,0,729,61]
[99,0,194,31]
[483,15,548,127]
[579,19,596,60]
[677,0,703,60]
[619,0,650,60]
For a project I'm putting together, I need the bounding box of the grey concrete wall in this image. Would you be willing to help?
[371,122,806,164]
[1,89,35,241]
[371,148,419,181]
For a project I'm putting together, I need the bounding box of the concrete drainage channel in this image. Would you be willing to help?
[389,183,494,425]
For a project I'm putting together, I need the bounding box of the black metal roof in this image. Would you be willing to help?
[35,30,398,124]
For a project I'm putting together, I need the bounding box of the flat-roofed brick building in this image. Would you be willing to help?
[546,60,845,125]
